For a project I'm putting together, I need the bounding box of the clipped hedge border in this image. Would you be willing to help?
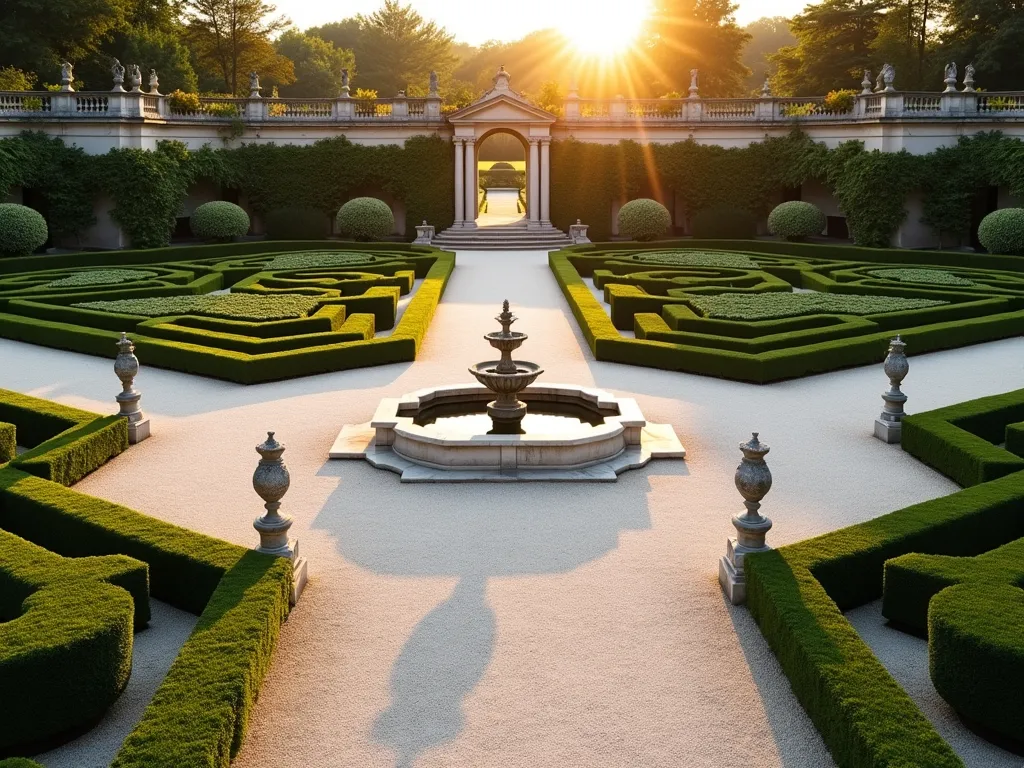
[745,390,1024,768]
[551,245,1024,383]
[0,389,128,485]
[0,528,144,753]
[0,394,293,766]
[0,247,455,384]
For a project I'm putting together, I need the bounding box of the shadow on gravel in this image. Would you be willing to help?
[313,460,686,766]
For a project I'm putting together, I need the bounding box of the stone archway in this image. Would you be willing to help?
[447,67,556,231]
[473,127,528,226]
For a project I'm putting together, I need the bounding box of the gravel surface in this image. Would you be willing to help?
[4,248,1023,768]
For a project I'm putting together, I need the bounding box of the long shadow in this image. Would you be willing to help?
[313,460,686,765]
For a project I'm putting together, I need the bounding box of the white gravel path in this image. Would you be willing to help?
[3,248,1024,768]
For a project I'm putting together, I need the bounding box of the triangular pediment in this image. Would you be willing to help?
[448,94,556,123]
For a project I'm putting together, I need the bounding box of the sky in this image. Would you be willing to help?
[288,0,814,45]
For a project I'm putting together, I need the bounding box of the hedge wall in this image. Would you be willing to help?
[0,392,292,765]
[746,389,1024,767]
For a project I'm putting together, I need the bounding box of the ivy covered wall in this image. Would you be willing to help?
[0,132,454,250]
[3,129,1024,251]
[550,131,1024,248]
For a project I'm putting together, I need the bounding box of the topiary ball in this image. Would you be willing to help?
[336,197,395,241]
[190,201,250,241]
[767,201,826,241]
[265,207,330,240]
[0,203,48,257]
[691,205,758,240]
[978,208,1024,256]
[618,198,671,241]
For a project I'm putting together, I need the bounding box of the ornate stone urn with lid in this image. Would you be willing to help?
[874,335,909,443]
[253,432,308,603]
[720,432,774,604]
[114,332,150,443]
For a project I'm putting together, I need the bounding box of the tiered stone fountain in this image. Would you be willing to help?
[330,301,685,482]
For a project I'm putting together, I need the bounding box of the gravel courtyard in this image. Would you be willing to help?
[8,249,1023,768]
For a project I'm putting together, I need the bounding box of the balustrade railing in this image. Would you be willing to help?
[3,88,1023,126]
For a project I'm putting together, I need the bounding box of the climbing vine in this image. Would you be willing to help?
[3,128,1024,251]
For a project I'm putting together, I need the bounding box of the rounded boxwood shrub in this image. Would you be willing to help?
[336,197,395,241]
[618,198,671,241]
[691,205,757,240]
[265,207,330,240]
[978,208,1024,256]
[190,201,250,241]
[768,201,827,241]
[0,203,48,257]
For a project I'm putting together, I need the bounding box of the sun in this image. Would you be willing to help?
[561,1,650,56]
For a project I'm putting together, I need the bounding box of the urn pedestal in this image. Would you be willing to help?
[720,433,773,605]
[114,333,150,444]
[253,432,308,604]
[874,336,909,444]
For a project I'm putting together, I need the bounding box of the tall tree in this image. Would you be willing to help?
[939,0,1024,91]
[872,0,948,90]
[183,0,293,94]
[640,0,751,97]
[274,30,354,97]
[741,17,797,93]
[330,1,457,96]
[0,0,130,82]
[770,0,884,95]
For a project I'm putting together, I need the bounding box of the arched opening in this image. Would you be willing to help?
[474,128,529,227]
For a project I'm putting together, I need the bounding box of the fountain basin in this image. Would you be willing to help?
[329,383,685,482]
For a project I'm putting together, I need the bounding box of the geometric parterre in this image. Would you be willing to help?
[0,242,454,384]
[552,242,1024,383]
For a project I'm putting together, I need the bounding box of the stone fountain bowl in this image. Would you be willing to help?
[468,361,544,394]
[484,331,528,353]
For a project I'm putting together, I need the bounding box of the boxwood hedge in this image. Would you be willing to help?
[746,389,1024,767]
[552,241,1024,383]
[0,243,455,384]
[0,393,293,766]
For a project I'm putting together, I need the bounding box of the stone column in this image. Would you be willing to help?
[540,138,552,226]
[453,138,465,227]
[528,139,540,229]
[464,138,477,229]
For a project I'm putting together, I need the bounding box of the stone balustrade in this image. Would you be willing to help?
[563,90,1024,123]
[0,91,445,124]
[4,87,1022,127]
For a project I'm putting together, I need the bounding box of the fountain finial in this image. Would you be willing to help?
[495,300,517,336]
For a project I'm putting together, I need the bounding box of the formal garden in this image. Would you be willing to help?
[2,120,1024,768]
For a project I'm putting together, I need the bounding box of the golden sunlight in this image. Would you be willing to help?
[560,1,651,57]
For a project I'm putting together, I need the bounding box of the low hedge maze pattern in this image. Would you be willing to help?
[0,389,291,766]
[552,243,1024,383]
[0,243,455,384]
[745,389,1024,768]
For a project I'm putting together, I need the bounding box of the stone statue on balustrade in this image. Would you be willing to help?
[60,61,75,92]
[111,59,125,92]
[340,68,350,97]
[862,69,874,95]
[688,69,699,98]
[129,64,142,92]
[761,76,771,98]
[881,63,896,92]
[963,63,976,92]
[944,61,957,92]
[429,70,439,96]
[148,69,160,94]
[249,71,262,97]
[875,69,884,92]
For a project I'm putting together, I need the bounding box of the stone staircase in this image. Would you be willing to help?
[432,222,573,251]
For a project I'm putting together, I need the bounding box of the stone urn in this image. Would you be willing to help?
[875,335,909,443]
[114,332,150,443]
[253,431,295,557]
[720,432,774,604]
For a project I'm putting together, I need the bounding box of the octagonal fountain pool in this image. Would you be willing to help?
[329,301,685,482]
